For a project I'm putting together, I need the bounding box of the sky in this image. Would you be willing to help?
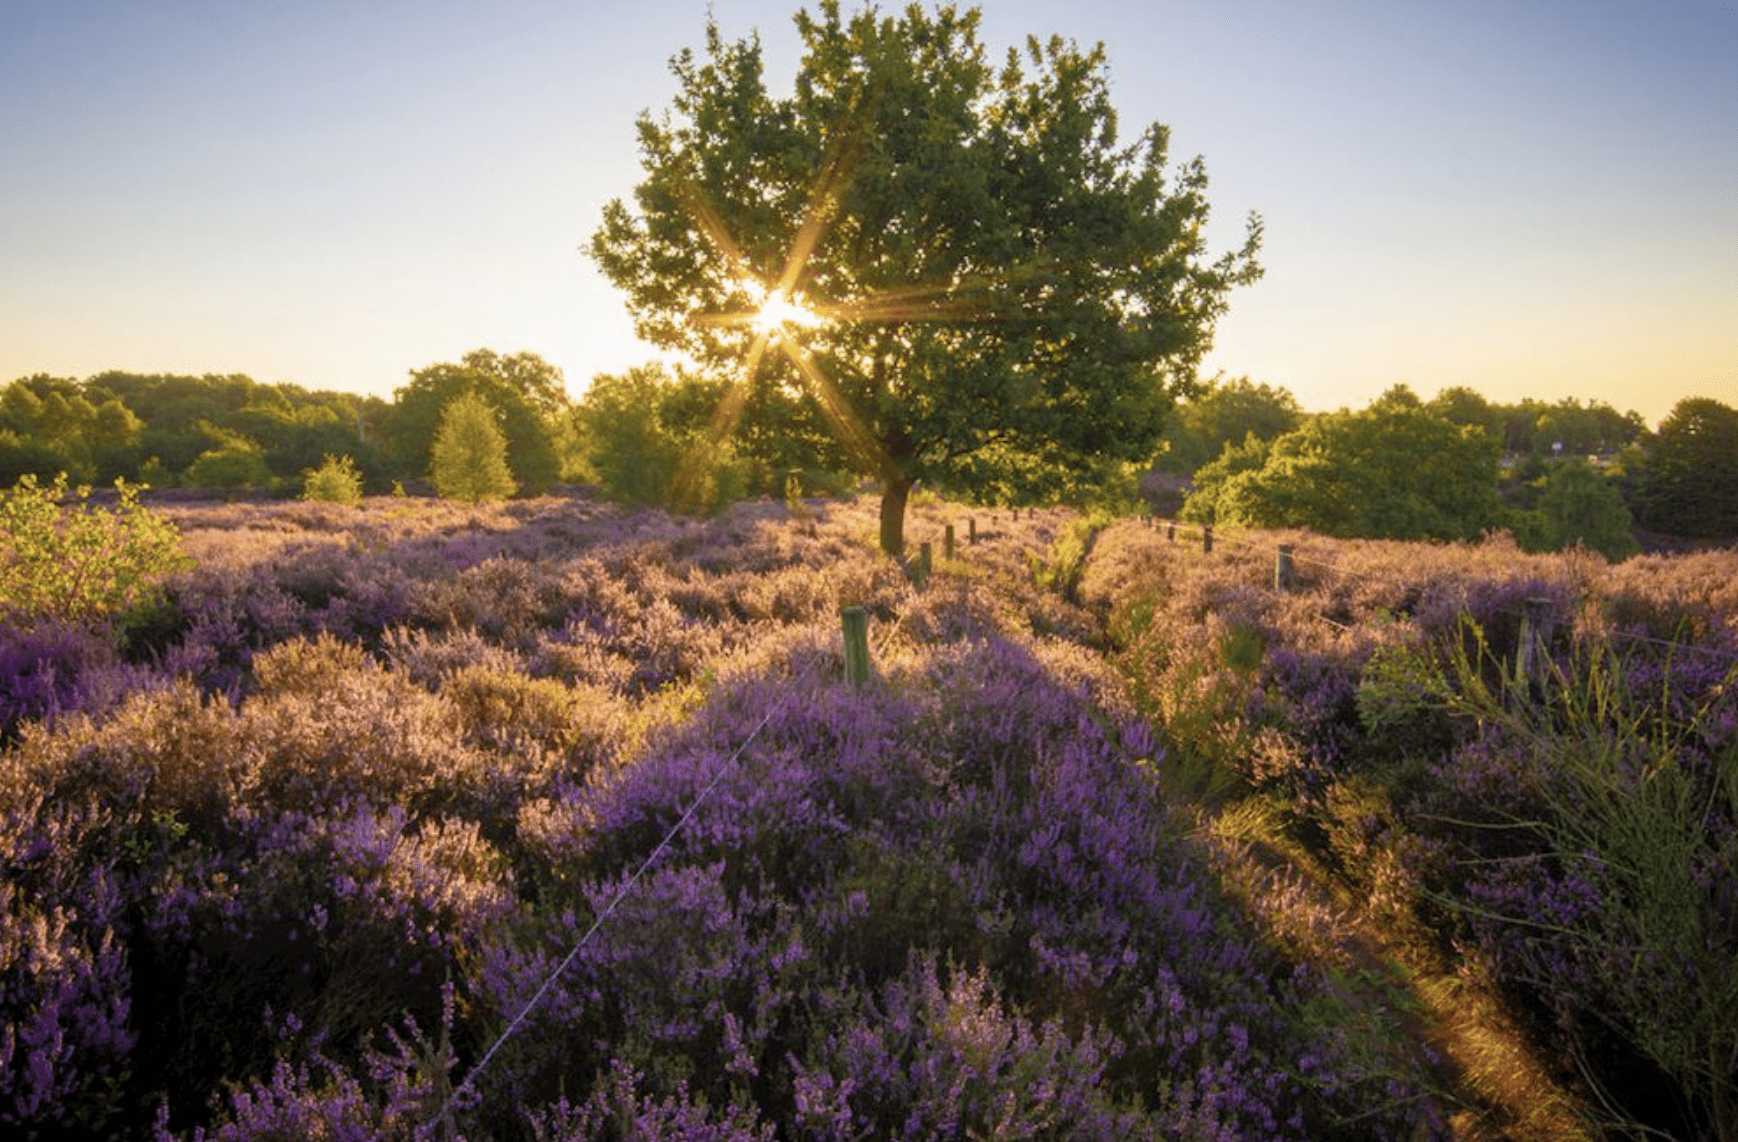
[1,0,1733,427]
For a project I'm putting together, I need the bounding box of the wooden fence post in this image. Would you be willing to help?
[1166,521,1176,543]
[968,517,977,545]
[944,523,955,561]
[1275,544,1295,590]
[917,542,932,587]
[1516,596,1552,687]
[1202,525,1214,555]
[841,606,870,688]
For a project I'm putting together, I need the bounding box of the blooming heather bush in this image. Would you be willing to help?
[0,796,134,1137]
[470,630,1443,1140]
[1083,516,1738,1140]
[788,954,1136,1140]
[0,618,127,738]
[531,1060,773,1142]
[381,624,532,687]
[152,804,508,1082]
[412,556,573,651]
[1397,631,1738,1140]
[15,494,1644,1138]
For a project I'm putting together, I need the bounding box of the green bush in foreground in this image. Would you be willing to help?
[0,473,186,621]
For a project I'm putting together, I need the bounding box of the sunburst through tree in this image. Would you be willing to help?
[592,2,1262,554]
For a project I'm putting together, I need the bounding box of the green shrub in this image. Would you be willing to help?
[0,474,186,622]
[301,454,364,505]
[183,434,274,490]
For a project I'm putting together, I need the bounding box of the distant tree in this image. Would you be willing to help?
[1184,387,1503,541]
[1427,386,1503,441]
[1177,432,1270,524]
[575,364,753,512]
[231,400,390,489]
[385,352,561,494]
[91,372,265,475]
[182,427,274,490]
[429,392,517,502]
[457,349,570,419]
[1526,459,1638,560]
[591,3,1261,553]
[1156,375,1302,475]
[575,366,687,508]
[1633,397,1738,539]
[87,397,144,453]
[0,376,101,481]
[1482,395,1646,458]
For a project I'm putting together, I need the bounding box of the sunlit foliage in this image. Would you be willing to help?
[430,392,517,502]
[0,474,185,623]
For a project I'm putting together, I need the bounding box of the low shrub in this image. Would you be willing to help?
[299,454,364,506]
[0,475,185,624]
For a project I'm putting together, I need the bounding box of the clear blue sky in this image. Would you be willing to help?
[2,0,1733,426]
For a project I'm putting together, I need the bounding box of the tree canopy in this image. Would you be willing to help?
[1529,459,1638,560]
[1633,397,1738,539]
[1155,374,1302,475]
[1183,386,1504,542]
[384,351,563,495]
[591,1,1261,553]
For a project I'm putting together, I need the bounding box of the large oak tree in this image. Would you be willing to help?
[592,1,1261,553]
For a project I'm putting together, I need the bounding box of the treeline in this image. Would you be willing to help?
[1155,378,1738,556]
[0,351,841,512]
[7,356,1733,554]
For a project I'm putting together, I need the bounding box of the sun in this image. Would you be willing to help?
[747,284,823,338]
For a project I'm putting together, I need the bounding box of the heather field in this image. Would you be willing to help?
[3,492,1735,1141]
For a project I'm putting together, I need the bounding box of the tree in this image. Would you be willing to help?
[1427,385,1502,441]
[1156,374,1302,475]
[429,392,517,502]
[384,352,561,495]
[1633,397,1738,539]
[591,2,1261,554]
[1176,432,1271,524]
[1184,387,1504,541]
[182,426,274,489]
[573,364,752,512]
[574,366,688,507]
[1528,459,1638,560]
[458,349,570,419]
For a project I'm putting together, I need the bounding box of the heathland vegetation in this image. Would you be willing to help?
[1,487,1733,1140]
[6,5,1735,1136]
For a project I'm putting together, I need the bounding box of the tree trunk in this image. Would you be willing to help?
[879,476,912,557]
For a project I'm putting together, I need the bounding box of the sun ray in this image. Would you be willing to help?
[705,329,774,442]
[777,338,898,482]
